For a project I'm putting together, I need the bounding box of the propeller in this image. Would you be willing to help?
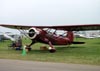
[28,28,39,39]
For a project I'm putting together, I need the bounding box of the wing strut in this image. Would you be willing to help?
[18,29,29,39]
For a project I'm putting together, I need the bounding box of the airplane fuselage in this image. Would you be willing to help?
[33,29,74,45]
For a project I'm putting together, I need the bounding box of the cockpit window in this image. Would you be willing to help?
[43,28,67,37]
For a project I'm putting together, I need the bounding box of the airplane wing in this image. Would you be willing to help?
[0,24,100,31]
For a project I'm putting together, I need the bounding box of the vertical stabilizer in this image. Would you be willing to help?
[67,31,74,42]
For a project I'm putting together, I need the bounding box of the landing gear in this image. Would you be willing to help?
[48,47,56,53]
[24,45,32,52]
[49,49,56,53]
[25,40,36,52]
[26,47,32,51]
[26,39,56,53]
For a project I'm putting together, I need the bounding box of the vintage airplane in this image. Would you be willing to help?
[0,24,100,53]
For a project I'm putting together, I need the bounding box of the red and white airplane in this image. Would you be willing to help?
[0,24,100,53]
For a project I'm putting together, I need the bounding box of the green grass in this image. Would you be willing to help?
[0,38,100,65]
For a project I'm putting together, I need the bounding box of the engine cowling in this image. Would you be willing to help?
[28,28,39,39]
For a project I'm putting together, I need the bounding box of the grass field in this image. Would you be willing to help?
[0,38,100,65]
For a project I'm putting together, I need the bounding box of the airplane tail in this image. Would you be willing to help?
[67,31,85,44]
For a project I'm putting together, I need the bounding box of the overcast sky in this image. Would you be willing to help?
[0,0,100,32]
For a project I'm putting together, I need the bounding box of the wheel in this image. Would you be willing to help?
[49,49,56,53]
[28,48,32,51]
[26,47,32,51]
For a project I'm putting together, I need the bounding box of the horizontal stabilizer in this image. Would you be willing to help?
[72,42,85,44]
